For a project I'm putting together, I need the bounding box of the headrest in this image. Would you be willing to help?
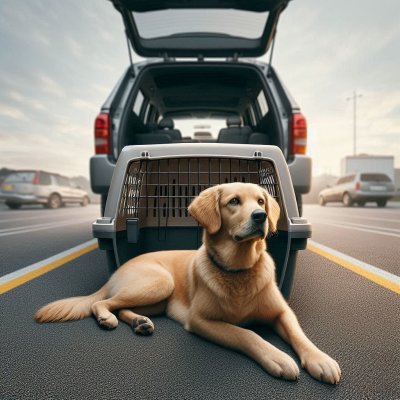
[159,118,174,130]
[226,116,241,127]
[147,122,158,132]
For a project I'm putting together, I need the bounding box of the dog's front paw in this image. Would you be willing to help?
[262,350,300,381]
[301,350,341,384]
[132,317,154,336]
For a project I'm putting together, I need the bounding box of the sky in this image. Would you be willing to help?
[0,0,399,178]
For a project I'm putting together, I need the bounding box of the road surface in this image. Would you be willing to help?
[0,202,399,399]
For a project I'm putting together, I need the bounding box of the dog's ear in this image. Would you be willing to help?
[263,189,280,233]
[188,186,221,234]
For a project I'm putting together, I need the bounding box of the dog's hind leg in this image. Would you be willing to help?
[91,270,174,331]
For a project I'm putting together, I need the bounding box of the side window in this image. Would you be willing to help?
[133,90,144,116]
[143,103,151,123]
[39,172,51,185]
[337,178,345,185]
[248,106,257,127]
[257,90,269,117]
[56,176,70,187]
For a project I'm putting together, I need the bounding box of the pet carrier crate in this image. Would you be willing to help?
[92,143,311,298]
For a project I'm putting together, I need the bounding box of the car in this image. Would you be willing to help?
[0,170,90,209]
[90,0,312,217]
[318,172,395,207]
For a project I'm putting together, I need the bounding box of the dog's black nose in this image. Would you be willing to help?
[251,210,267,224]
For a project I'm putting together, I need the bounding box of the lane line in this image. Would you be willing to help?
[306,213,400,224]
[0,210,99,224]
[0,219,81,233]
[0,239,98,295]
[307,240,400,294]
[0,219,95,238]
[316,221,400,239]
[306,206,400,218]
[318,219,400,234]
[2,236,398,297]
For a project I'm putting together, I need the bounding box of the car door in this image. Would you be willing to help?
[69,180,84,203]
[111,0,289,58]
[327,178,342,201]
[55,175,73,203]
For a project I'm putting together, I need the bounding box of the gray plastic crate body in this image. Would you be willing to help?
[93,143,311,298]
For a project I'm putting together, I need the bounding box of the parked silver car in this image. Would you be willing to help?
[319,172,395,207]
[0,170,90,209]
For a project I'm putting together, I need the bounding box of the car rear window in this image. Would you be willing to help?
[132,9,269,40]
[173,118,226,139]
[360,173,391,182]
[4,172,34,183]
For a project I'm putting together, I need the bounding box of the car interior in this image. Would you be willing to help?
[118,64,282,152]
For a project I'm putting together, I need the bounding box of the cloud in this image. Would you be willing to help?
[0,103,25,120]
[272,0,400,174]
[65,37,83,58]
[37,74,65,98]
[71,98,98,112]
[1,0,399,179]
[8,90,46,111]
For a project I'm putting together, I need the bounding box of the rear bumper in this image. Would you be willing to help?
[288,155,312,194]
[352,191,394,201]
[0,192,46,204]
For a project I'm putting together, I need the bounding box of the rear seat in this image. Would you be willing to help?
[157,118,182,141]
[133,133,172,145]
[248,132,270,145]
[217,116,252,143]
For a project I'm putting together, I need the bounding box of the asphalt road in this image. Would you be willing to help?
[0,202,399,400]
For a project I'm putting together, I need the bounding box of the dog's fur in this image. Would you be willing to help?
[35,182,341,384]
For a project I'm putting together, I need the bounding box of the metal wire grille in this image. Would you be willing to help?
[116,157,280,230]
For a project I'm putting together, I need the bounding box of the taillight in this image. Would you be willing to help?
[355,181,361,190]
[32,172,40,185]
[94,113,111,154]
[290,113,307,155]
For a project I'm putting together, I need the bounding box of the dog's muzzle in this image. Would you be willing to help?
[251,209,267,224]
[233,210,267,242]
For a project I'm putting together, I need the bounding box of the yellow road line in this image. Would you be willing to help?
[307,242,400,295]
[2,238,398,296]
[0,241,98,295]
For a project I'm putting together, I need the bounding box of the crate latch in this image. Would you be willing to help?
[127,219,139,243]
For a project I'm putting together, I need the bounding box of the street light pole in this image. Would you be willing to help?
[346,91,363,156]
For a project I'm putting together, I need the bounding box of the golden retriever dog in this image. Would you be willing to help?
[35,182,341,384]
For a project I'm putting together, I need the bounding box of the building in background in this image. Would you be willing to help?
[341,155,394,182]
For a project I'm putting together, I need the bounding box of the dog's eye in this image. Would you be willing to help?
[258,198,265,205]
[229,197,240,206]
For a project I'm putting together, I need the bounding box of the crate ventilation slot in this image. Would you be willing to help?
[117,157,280,230]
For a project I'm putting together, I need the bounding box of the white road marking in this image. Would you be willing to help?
[317,221,400,239]
[0,219,94,238]
[310,213,400,224]
[0,239,97,288]
[0,210,98,224]
[320,219,400,233]
[308,240,400,289]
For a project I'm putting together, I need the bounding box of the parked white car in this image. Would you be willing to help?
[0,170,90,209]
[319,172,395,207]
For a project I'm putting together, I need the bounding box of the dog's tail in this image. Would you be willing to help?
[34,286,107,323]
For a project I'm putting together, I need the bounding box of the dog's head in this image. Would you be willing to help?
[188,182,280,242]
